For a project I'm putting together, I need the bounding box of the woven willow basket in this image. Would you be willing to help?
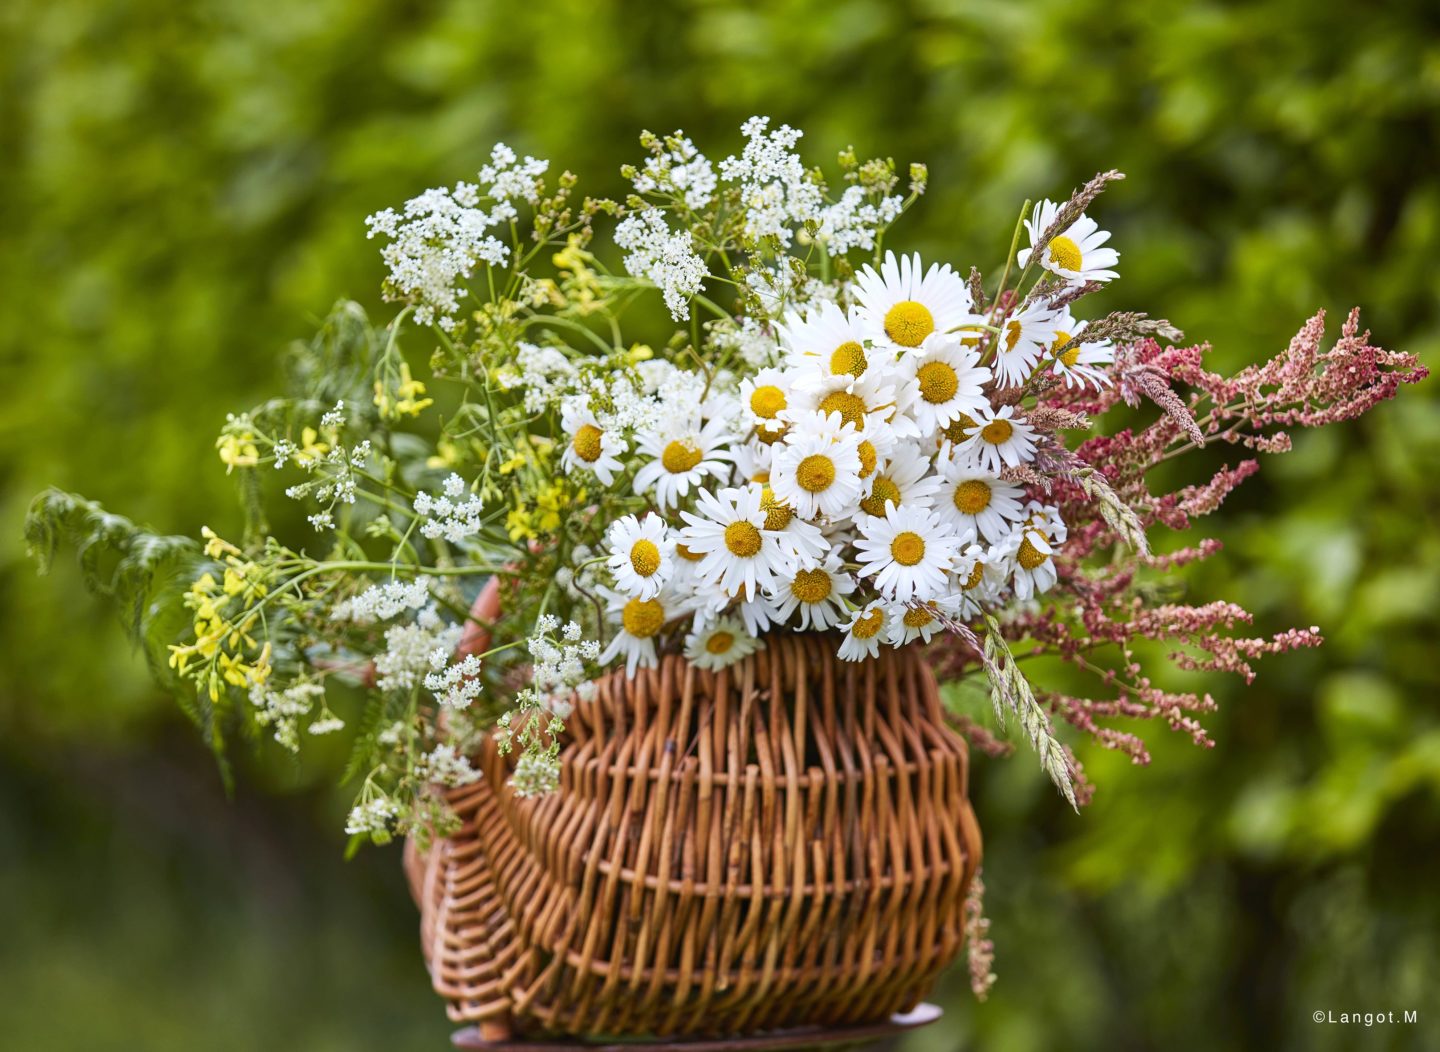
[404,632,982,1040]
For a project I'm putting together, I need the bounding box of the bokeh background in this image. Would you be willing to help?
[3,1,1438,1049]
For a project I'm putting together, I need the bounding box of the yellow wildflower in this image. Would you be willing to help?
[216,433,259,473]
[506,507,536,542]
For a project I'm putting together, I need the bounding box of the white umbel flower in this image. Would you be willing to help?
[837,601,888,662]
[956,405,1037,474]
[683,617,762,670]
[678,485,788,601]
[898,333,993,437]
[769,415,864,521]
[765,552,856,630]
[854,503,963,602]
[853,251,983,352]
[933,463,1026,543]
[1018,199,1120,286]
[634,415,734,510]
[605,513,674,599]
[992,302,1063,388]
[560,399,626,486]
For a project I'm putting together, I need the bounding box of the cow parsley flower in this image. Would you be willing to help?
[614,209,708,321]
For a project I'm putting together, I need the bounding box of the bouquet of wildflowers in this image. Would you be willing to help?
[28,118,1423,862]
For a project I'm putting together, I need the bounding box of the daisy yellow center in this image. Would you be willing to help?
[1047,235,1083,272]
[857,440,877,479]
[572,424,603,463]
[796,454,837,493]
[830,341,868,377]
[756,423,787,445]
[749,385,787,419]
[1059,345,1081,367]
[903,607,934,629]
[890,531,926,566]
[817,391,867,430]
[943,414,978,444]
[916,361,959,404]
[962,562,985,590]
[953,479,991,515]
[622,598,665,638]
[1017,536,1049,570]
[884,300,935,348]
[852,608,885,639]
[629,539,661,577]
[760,489,793,531]
[860,477,900,517]
[662,439,703,473]
[705,631,735,655]
[1004,320,1023,353]
[790,569,833,604]
[724,520,763,557]
[981,419,1013,445]
[675,542,705,563]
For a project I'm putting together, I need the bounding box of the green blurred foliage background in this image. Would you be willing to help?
[2,0,1438,1049]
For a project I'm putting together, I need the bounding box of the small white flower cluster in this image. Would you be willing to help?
[283,440,372,532]
[617,117,911,323]
[414,473,484,543]
[559,242,1121,673]
[249,680,328,752]
[424,652,484,710]
[412,743,480,788]
[526,613,602,719]
[344,795,399,838]
[365,143,549,331]
[333,576,432,624]
[614,209,708,321]
[495,343,579,414]
[629,132,717,210]
[374,606,464,692]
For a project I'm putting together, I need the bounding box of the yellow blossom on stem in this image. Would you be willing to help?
[216,433,259,473]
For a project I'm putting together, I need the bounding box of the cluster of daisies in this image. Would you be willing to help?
[563,209,1119,675]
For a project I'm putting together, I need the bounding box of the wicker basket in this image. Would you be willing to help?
[404,632,982,1040]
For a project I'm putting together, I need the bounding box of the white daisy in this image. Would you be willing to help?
[934,411,983,460]
[765,552,856,630]
[779,301,877,382]
[884,596,961,646]
[738,366,795,435]
[992,302,1062,388]
[1047,311,1115,389]
[769,415,864,521]
[605,512,674,599]
[560,399,626,486]
[758,486,828,569]
[858,441,941,518]
[837,601,888,662]
[952,542,1005,616]
[933,462,1025,543]
[853,417,899,484]
[999,502,1068,600]
[783,369,903,436]
[853,251,984,352]
[633,414,735,510]
[732,438,775,486]
[599,586,683,677]
[898,333,993,436]
[1018,199,1120,286]
[853,503,962,602]
[678,485,788,601]
[956,405,1037,474]
[683,617,763,671]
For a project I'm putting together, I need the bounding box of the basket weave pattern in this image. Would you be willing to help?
[404,634,982,1038]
